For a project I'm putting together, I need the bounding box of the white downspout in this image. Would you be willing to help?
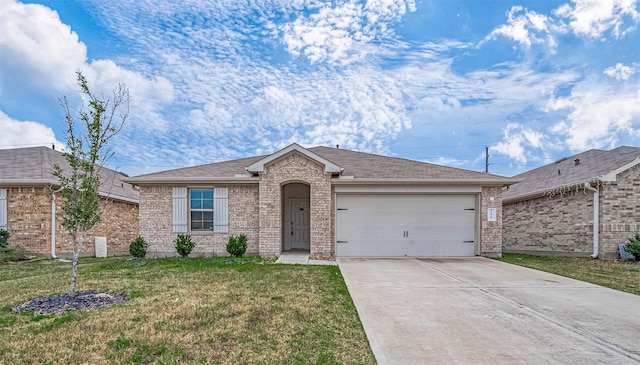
[51,188,63,259]
[584,182,599,259]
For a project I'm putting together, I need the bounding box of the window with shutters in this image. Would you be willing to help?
[173,186,227,233]
[190,189,214,231]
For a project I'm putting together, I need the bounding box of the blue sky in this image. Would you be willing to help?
[1,0,639,176]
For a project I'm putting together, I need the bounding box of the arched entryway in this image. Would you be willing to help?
[281,182,310,252]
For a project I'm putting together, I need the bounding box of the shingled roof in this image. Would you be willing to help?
[126,144,514,185]
[503,146,640,203]
[0,146,139,203]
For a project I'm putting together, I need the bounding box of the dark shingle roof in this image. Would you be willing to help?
[503,146,640,203]
[127,145,513,185]
[0,146,139,203]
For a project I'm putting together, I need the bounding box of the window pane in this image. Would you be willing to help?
[189,189,214,231]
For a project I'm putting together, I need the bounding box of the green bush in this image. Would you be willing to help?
[226,234,248,257]
[129,236,148,259]
[0,229,9,249]
[624,233,640,261]
[175,234,196,258]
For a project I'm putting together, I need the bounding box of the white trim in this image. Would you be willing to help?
[246,143,342,174]
[601,156,640,182]
[0,189,7,230]
[335,185,482,194]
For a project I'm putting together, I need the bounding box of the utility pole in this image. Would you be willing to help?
[485,146,489,173]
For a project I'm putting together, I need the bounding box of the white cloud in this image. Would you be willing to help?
[487,6,561,50]
[491,123,547,163]
[549,82,640,151]
[0,110,65,150]
[280,0,416,64]
[554,0,639,39]
[603,62,636,80]
[0,0,174,159]
[0,0,86,92]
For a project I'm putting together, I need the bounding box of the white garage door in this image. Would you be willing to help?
[336,195,476,257]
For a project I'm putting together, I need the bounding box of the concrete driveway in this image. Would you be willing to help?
[337,257,640,365]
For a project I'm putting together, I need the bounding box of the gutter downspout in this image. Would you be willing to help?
[51,187,63,259]
[584,182,599,259]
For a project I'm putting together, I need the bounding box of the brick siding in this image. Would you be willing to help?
[4,186,138,256]
[139,184,260,256]
[258,151,333,258]
[480,186,503,257]
[503,167,640,258]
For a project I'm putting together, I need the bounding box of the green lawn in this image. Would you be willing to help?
[0,257,375,365]
[495,253,640,295]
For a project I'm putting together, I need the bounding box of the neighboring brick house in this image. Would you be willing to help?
[126,143,514,258]
[502,146,640,259]
[0,146,139,257]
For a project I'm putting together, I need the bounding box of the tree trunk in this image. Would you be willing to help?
[69,231,85,297]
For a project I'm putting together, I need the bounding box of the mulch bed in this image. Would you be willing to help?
[13,290,127,315]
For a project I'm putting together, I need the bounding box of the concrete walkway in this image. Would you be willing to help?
[338,257,640,365]
[275,251,337,265]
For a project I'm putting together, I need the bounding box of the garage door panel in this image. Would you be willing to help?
[336,195,476,257]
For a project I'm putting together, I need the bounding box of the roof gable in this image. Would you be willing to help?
[247,143,342,174]
[503,146,640,203]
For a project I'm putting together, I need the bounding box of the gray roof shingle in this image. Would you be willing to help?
[0,146,139,203]
[503,146,640,203]
[127,145,513,185]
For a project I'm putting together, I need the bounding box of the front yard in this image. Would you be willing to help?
[496,253,640,295]
[0,257,375,364]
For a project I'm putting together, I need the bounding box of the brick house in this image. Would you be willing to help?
[0,146,139,257]
[502,146,640,259]
[126,144,514,258]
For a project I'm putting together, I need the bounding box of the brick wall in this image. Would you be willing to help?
[503,167,640,258]
[139,184,260,256]
[599,167,640,257]
[480,186,503,257]
[4,186,138,256]
[258,151,333,258]
[5,187,50,254]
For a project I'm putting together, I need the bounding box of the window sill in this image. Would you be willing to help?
[189,230,216,236]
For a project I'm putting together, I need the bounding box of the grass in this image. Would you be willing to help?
[495,253,640,296]
[0,256,375,365]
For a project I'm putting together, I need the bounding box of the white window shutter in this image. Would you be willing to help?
[172,187,187,232]
[0,189,6,230]
[214,187,228,233]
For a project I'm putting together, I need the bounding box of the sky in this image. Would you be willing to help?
[0,0,639,177]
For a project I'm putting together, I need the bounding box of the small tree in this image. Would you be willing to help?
[226,234,248,257]
[129,236,148,259]
[624,233,640,261]
[175,234,196,258]
[54,70,129,297]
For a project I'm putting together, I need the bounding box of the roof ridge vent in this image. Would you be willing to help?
[574,158,580,166]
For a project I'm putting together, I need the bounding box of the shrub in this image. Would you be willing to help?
[175,234,196,258]
[0,229,9,249]
[624,233,640,261]
[129,236,148,259]
[226,234,248,257]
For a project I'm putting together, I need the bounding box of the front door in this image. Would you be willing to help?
[290,200,310,250]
